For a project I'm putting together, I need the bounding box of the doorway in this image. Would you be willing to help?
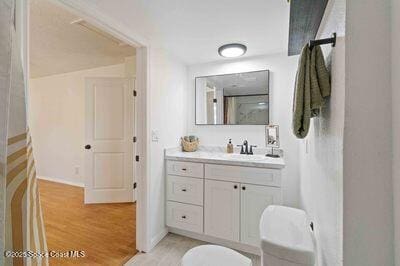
[27,0,141,264]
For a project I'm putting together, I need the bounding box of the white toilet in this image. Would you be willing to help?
[181,205,315,266]
[181,245,252,266]
[259,205,315,266]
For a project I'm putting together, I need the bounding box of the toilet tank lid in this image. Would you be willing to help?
[259,205,315,265]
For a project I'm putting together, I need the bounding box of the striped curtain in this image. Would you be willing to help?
[1,0,48,265]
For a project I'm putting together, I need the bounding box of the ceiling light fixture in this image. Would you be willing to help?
[218,43,247,58]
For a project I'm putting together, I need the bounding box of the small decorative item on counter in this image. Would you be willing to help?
[227,139,234,153]
[265,125,280,158]
[181,135,199,152]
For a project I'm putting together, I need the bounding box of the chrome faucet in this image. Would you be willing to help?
[237,140,257,155]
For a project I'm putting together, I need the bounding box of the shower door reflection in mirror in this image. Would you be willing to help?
[195,70,269,125]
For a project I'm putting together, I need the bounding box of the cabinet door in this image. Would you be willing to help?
[205,179,240,241]
[240,184,282,246]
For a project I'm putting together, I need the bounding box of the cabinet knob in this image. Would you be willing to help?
[182,188,187,192]
[242,186,246,190]
[85,144,91,150]
[182,168,187,171]
[181,215,186,219]
[234,185,238,189]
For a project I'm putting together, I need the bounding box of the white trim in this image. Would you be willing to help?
[26,0,151,254]
[131,77,137,203]
[135,47,151,252]
[37,176,84,188]
[50,0,149,47]
[150,228,168,250]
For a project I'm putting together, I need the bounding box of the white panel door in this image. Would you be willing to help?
[85,78,134,203]
[204,179,240,241]
[240,184,282,246]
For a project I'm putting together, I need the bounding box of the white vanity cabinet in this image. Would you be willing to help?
[204,179,282,247]
[166,161,204,233]
[165,156,284,252]
[240,184,281,246]
[204,179,240,242]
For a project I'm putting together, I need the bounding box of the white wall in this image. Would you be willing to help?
[148,48,188,246]
[125,56,136,78]
[59,0,190,250]
[298,1,346,265]
[186,54,300,207]
[299,41,345,266]
[392,0,400,264]
[344,0,394,265]
[29,63,131,186]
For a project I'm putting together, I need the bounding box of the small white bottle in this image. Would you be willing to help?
[227,139,234,153]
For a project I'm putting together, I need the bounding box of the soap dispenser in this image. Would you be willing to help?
[227,139,234,153]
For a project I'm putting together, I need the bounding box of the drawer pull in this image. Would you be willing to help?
[181,215,187,219]
[182,168,187,171]
[181,188,187,192]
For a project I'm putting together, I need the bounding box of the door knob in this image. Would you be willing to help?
[85,144,91,150]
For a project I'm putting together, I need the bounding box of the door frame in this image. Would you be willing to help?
[23,0,152,252]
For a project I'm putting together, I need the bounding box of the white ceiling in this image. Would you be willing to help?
[29,0,136,78]
[83,0,290,65]
[140,0,290,64]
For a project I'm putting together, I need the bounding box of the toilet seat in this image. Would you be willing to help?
[181,245,252,266]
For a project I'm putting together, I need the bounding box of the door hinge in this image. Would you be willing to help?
[133,136,137,143]
[133,90,137,97]
[135,155,139,162]
[133,182,137,189]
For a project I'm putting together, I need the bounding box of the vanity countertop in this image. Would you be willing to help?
[165,147,285,169]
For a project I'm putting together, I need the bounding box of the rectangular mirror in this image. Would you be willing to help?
[195,70,269,125]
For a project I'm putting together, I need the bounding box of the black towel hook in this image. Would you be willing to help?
[309,33,337,49]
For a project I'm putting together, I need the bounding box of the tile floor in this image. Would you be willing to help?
[125,233,261,266]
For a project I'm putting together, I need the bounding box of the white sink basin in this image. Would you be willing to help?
[220,153,267,161]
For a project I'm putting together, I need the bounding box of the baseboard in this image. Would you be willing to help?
[168,227,261,256]
[150,228,168,250]
[37,176,84,188]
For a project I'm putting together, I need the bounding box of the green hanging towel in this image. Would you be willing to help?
[292,44,331,139]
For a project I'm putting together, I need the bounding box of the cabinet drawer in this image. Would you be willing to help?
[205,164,281,187]
[167,175,203,205]
[167,160,204,178]
[166,201,203,233]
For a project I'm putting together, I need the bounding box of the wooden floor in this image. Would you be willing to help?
[38,180,137,265]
